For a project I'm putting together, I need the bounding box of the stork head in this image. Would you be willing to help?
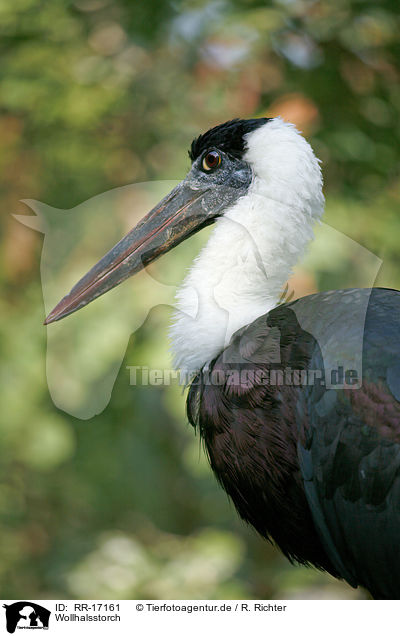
[44,117,323,325]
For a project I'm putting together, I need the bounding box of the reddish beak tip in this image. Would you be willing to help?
[43,313,56,326]
[44,304,66,325]
[42,184,211,326]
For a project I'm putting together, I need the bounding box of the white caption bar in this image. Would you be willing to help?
[0,599,394,636]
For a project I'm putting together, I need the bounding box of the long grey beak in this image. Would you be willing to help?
[44,181,214,325]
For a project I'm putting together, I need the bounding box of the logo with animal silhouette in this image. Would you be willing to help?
[2,602,50,633]
[16,184,381,418]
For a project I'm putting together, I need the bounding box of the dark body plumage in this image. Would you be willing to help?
[187,288,400,599]
[44,114,400,599]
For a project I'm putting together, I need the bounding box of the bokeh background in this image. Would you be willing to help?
[2,0,400,600]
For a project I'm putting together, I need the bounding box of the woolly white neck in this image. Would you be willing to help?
[170,118,324,375]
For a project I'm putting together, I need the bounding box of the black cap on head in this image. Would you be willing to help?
[189,118,271,162]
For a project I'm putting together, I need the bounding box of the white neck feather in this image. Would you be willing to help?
[169,118,324,375]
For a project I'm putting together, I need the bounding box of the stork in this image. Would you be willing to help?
[45,118,400,599]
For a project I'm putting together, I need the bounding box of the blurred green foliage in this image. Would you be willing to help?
[1,0,400,599]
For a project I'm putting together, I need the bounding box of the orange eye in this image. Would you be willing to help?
[202,150,221,171]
